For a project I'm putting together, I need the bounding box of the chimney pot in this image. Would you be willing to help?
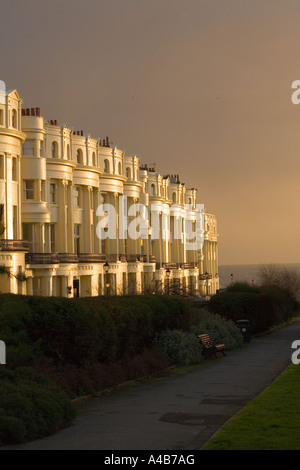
[81,130,83,136]
[35,107,40,117]
[26,108,30,116]
[22,109,25,116]
[31,108,35,116]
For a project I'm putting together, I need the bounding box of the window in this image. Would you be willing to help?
[92,152,96,166]
[22,140,34,156]
[52,141,58,158]
[66,144,70,159]
[50,183,56,203]
[74,224,80,254]
[12,109,17,128]
[22,223,37,252]
[50,224,55,253]
[0,109,3,126]
[126,167,131,179]
[118,162,122,175]
[23,180,35,200]
[74,186,81,207]
[0,204,4,238]
[41,181,46,201]
[13,206,17,239]
[76,149,82,164]
[0,155,4,179]
[151,184,156,196]
[172,192,176,203]
[104,159,110,173]
[12,157,17,181]
[188,197,192,205]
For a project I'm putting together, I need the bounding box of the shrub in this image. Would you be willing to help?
[191,310,243,350]
[154,329,203,366]
[0,368,76,445]
[208,291,277,334]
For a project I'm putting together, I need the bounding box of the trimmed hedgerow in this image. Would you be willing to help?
[208,282,298,334]
[0,367,76,445]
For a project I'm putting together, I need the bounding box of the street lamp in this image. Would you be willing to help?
[104,262,110,295]
[205,271,210,298]
[230,273,234,285]
[166,268,171,295]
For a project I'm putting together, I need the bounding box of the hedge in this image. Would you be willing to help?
[0,367,76,445]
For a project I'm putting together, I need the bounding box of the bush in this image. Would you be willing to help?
[209,279,298,334]
[191,310,243,351]
[0,368,76,445]
[154,329,203,366]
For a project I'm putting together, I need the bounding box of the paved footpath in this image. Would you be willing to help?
[3,322,300,450]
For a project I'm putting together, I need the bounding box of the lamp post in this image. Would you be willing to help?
[205,271,210,298]
[104,261,110,295]
[166,268,170,295]
[230,273,234,286]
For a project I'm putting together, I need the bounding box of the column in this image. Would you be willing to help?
[67,182,74,253]
[58,180,67,252]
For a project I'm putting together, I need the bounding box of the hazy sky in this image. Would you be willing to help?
[1,0,300,265]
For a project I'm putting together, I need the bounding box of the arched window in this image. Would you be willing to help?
[151,184,156,196]
[188,197,192,205]
[52,141,58,158]
[104,159,110,173]
[77,149,83,164]
[126,167,131,179]
[172,192,176,203]
[118,162,122,175]
[12,109,17,128]
[92,152,96,166]
[66,144,70,160]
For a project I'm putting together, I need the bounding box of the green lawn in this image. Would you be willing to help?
[202,363,300,450]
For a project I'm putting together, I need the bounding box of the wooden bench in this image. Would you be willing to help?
[198,334,226,358]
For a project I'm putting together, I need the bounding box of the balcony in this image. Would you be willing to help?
[140,255,156,263]
[25,253,59,264]
[199,273,213,280]
[58,253,78,264]
[127,254,144,263]
[78,254,106,263]
[0,240,29,252]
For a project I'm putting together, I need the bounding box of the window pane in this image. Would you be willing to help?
[22,140,34,156]
[12,157,17,181]
[24,180,34,200]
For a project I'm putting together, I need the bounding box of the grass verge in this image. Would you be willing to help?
[202,363,300,450]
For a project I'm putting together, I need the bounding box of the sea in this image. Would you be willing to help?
[218,263,300,290]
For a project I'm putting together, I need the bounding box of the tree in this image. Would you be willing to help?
[259,264,300,300]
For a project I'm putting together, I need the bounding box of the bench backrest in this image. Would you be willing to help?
[198,334,214,347]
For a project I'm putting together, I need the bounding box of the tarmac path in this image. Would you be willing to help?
[3,322,300,450]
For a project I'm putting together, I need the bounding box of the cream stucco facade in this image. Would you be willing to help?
[0,81,219,298]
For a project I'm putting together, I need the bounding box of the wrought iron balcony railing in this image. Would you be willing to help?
[0,240,29,252]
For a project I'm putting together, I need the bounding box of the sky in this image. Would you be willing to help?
[1,0,300,265]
